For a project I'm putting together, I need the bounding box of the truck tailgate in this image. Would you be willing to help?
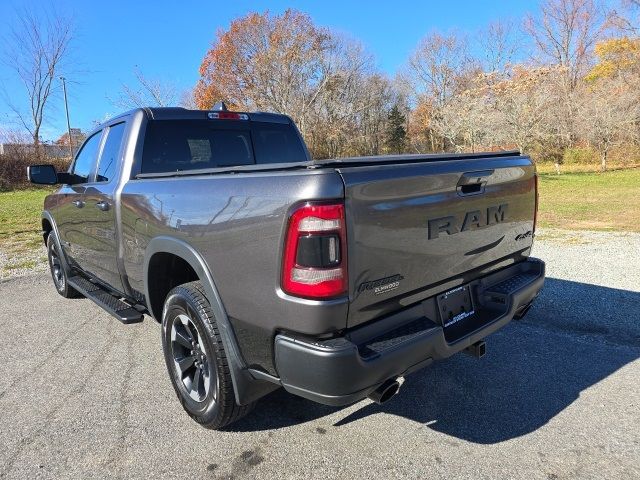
[338,155,536,328]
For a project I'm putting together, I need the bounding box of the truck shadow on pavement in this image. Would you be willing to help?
[229,278,640,443]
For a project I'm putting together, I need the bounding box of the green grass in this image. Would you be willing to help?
[538,168,640,232]
[535,161,640,175]
[0,188,51,254]
[3,258,42,271]
[0,168,638,262]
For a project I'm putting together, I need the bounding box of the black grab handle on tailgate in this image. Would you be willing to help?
[457,170,494,196]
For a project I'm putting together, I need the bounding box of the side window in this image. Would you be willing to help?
[96,122,126,183]
[72,131,102,182]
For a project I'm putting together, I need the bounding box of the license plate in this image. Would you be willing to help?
[437,285,475,328]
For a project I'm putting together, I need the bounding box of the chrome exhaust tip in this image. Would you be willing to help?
[368,378,401,404]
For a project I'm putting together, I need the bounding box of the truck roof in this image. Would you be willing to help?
[141,107,292,124]
[93,107,294,133]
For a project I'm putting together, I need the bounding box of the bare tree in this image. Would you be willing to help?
[430,68,550,154]
[492,66,565,155]
[576,77,640,170]
[524,0,611,151]
[433,88,490,152]
[404,32,476,109]
[611,0,640,33]
[2,8,74,147]
[401,32,479,151]
[305,36,391,158]
[179,88,198,109]
[307,70,395,158]
[0,126,32,150]
[525,0,610,90]
[477,20,522,74]
[111,68,181,109]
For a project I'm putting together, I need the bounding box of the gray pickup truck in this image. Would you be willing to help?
[28,105,545,429]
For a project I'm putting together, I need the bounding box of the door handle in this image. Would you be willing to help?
[96,201,110,211]
[72,199,84,208]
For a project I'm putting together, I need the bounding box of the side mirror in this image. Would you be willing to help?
[27,164,59,185]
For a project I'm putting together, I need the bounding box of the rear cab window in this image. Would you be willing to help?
[140,118,307,174]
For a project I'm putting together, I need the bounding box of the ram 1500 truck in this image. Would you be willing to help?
[28,105,545,429]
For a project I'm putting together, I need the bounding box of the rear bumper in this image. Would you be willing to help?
[274,257,545,406]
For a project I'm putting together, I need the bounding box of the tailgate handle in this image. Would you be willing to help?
[457,170,493,196]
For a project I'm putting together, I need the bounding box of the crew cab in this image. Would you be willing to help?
[28,105,545,429]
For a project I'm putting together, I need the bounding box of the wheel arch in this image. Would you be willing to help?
[143,236,277,405]
[145,251,199,321]
[42,211,70,272]
[42,218,53,245]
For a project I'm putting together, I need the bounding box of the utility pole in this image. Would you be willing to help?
[60,76,74,158]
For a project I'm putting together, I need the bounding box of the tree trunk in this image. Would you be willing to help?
[32,126,40,146]
[600,149,607,172]
[33,126,42,160]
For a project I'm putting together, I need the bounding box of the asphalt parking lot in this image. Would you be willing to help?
[0,230,638,480]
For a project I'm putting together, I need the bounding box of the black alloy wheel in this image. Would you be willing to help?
[161,281,255,429]
[46,234,80,298]
[169,312,217,403]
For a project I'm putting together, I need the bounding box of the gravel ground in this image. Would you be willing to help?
[0,230,638,480]
[0,244,48,279]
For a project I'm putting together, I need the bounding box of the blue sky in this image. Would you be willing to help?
[0,0,537,140]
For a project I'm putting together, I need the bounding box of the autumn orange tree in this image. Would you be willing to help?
[194,9,395,158]
[195,10,329,121]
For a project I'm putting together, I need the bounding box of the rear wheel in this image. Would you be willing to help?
[161,281,254,429]
[47,234,80,298]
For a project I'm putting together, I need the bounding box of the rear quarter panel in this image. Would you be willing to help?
[120,170,346,372]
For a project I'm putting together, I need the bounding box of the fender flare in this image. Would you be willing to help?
[143,236,277,405]
[42,211,71,273]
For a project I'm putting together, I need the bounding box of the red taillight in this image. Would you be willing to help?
[533,173,539,233]
[282,202,347,299]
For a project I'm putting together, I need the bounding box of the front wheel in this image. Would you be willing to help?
[47,234,80,298]
[161,281,254,429]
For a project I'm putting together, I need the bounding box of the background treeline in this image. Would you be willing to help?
[2,0,640,191]
[191,0,640,171]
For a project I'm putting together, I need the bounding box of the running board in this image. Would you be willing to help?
[68,275,143,324]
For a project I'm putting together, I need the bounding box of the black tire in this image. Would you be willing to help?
[161,281,254,429]
[47,234,81,298]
